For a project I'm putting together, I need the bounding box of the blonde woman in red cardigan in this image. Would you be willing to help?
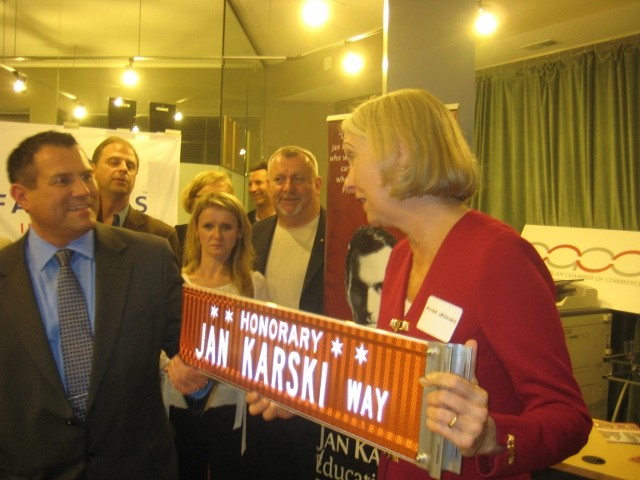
[339,88,591,480]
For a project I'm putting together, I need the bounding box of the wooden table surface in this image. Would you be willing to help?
[553,426,640,480]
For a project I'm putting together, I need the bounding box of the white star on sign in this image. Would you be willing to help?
[355,343,368,365]
[210,305,219,318]
[331,337,344,358]
[225,309,234,323]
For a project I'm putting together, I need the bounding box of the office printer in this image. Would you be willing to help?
[554,279,599,310]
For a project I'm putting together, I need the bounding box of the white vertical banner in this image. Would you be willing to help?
[0,122,180,240]
[521,225,640,314]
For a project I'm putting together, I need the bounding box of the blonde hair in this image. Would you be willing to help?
[180,170,234,214]
[183,192,254,297]
[341,88,479,201]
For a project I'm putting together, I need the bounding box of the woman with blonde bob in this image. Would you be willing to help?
[167,191,267,479]
[174,170,235,254]
[338,88,591,479]
[181,171,234,215]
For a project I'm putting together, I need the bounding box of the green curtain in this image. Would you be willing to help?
[473,35,640,233]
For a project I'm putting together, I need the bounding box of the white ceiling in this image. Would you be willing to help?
[475,0,640,68]
[1,0,639,69]
[0,0,639,108]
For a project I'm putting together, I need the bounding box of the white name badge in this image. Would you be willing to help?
[417,296,463,342]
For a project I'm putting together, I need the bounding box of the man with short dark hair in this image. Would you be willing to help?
[0,130,208,479]
[246,161,274,223]
[91,136,181,258]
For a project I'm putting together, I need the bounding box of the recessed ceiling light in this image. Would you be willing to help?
[475,2,498,36]
[302,0,329,28]
[73,103,88,120]
[122,59,139,86]
[342,52,364,76]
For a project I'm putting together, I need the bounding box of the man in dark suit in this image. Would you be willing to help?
[0,131,208,479]
[91,136,181,259]
[244,145,325,480]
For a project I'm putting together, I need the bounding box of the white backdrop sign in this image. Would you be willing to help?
[521,225,640,314]
[0,122,180,240]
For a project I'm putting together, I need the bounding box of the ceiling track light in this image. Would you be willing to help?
[73,102,88,120]
[342,51,364,76]
[302,0,330,28]
[0,63,17,74]
[121,0,144,87]
[59,90,78,101]
[122,58,139,86]
[13,71,27,93]
[475,0,498,37]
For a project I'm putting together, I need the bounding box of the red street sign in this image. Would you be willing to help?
[179,284,471,478]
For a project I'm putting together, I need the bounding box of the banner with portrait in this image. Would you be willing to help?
[324,115,402,324]
[323,114,405,479]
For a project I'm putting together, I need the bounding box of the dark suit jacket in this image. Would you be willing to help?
[251,208,325,315]
[0,224,182,480]
[124,207,181,261]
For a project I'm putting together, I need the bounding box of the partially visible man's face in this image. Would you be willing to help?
[357,246,393,325]
[11,145,98,247]
[268,154,321,225]
[248,168,269,207]
[93,142,138,197]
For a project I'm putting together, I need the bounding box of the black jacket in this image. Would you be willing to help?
[251,208,325,315]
